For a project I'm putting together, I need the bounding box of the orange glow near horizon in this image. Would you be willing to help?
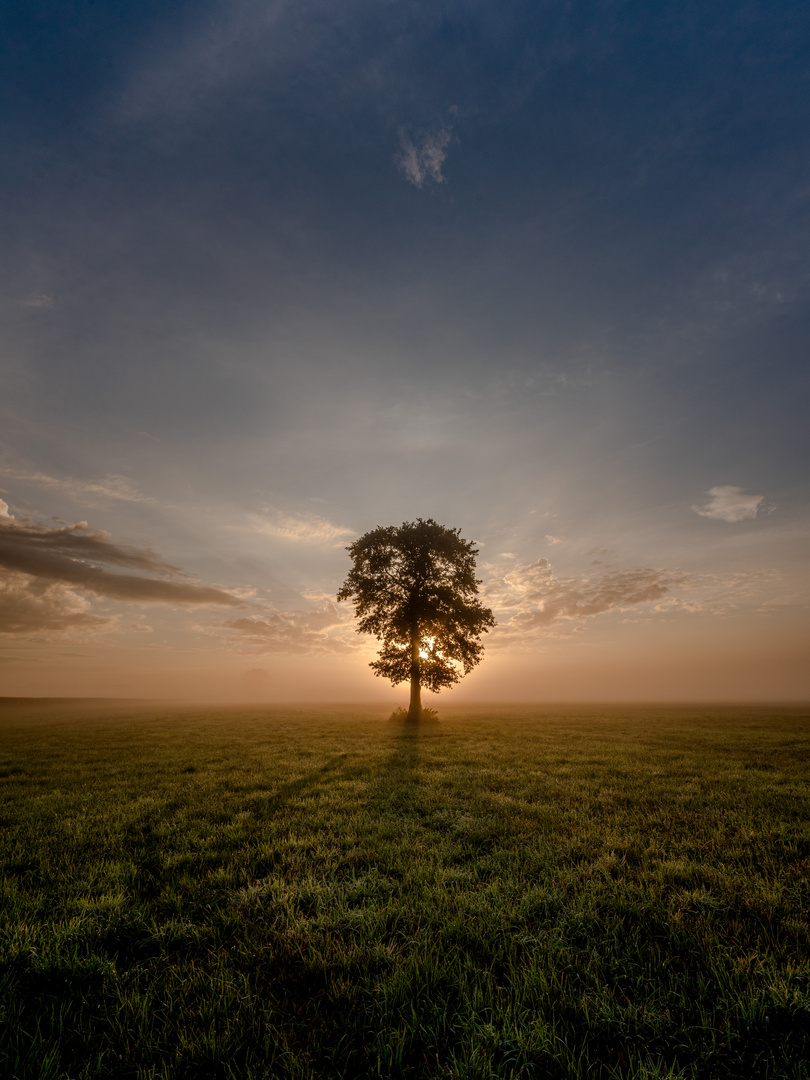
[3,609,808,704]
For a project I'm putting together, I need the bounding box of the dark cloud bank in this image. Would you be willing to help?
[0,511,240,635]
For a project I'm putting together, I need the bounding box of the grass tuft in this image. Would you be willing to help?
[389,707,441,724]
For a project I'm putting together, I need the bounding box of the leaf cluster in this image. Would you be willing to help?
[337,519,495,692]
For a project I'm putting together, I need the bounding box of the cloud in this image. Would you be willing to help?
[484,555,786,644]
[0,515,241,629]
[222,602,353,654]
[395,124,453,188]
[486,557,683,642]
[20,293,54,308]
[247,509,354,544]
[692,485,765,522]
[0,572,115,637]
[0,468,156,506]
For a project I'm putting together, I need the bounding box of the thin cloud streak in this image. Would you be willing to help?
[247,509,354,544]
[0,467,156,506]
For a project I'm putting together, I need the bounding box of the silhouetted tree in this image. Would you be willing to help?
[337,519,495,721]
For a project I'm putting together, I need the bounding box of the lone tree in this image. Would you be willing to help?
[337,519,495,721]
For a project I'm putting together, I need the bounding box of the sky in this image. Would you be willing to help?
[1,0,808,703]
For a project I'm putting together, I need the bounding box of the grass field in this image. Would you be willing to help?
[1,700,808,1079]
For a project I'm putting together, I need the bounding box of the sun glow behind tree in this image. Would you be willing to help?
[337,519,495,720]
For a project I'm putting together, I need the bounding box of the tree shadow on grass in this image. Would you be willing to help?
[255,753,355,818]
[380,726,420,811]
[375,717,443,821]
[119,754,363,916]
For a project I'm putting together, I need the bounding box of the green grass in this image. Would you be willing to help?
[1,700,808,1079]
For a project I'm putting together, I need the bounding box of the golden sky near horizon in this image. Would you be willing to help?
[2,493,808,702]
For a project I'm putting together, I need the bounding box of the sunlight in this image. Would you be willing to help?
[418,635,436,659]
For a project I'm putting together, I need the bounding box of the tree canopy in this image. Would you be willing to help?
[337,519,495,720]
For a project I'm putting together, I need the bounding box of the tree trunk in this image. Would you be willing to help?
[407,633,421,721]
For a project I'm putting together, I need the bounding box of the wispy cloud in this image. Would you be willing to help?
[0,467,156,506]
[222,602,354,654]
[647,568,781,618]
[487,557,679,642]
[19,293,54,309]
[0,513,241,636]
[692,485,765,522]
[484,554,784,645]
[395,122,454,188]
[247,509,353,544]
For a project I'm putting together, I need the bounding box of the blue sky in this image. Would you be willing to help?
[1,0,808,700]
